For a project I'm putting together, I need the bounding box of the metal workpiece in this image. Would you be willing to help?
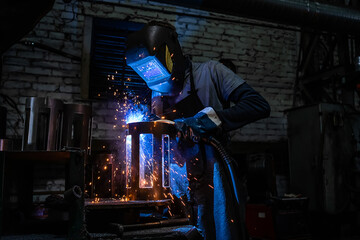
[61,103,92,152]
[22,97,63,151]
[126,121,176,201]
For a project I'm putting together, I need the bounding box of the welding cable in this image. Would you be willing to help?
[203,136,248,239]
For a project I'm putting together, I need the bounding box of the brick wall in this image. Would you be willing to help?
[0,0,298,143]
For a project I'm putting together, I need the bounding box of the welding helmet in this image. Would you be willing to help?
[126,21,186,95]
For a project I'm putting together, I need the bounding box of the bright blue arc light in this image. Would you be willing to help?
[126,111,146,124]
[139,133,154,188]
[125,103,150,124]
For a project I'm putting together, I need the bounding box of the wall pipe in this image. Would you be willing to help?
[152,0,360,33]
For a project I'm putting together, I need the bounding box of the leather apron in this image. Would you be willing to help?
[161,62,207,224]
[162,63,204,120]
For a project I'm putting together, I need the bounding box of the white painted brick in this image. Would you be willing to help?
[3,81,31,89]
[181,42,194,49]
[60,85,80,93]
[97,122,116,130]
[101,0,121,4]
[37,76,63,84]
[203,32,222,41]
[91,130,106,138]
[18,50,45,59]
[1,0,299,142]
[77,14,84,22]
[3,49,17,57]
[0,89,19,97]
[203,51,220,58]
[140,10,159,18]
[61,11,76,20]
[64,77,80,85]
[64,4,76,12]
[198,38,218,46]
[183,49,202,56]
[99,3,115,13]
[114,6,136,15]
[206,26,224,35]
[224,29,244,37]
[4,65,25,72]
[53,1,65,10]
[19,97,27,104]
[46,54,70,62]
[25,67,51,76]
[179,36,198,44]
[49,32,65,40]
[4,57,31,65]
[34,30,49,38]
[47,92,73,101]
[184,30,203,38]
[38,23,56,31]
[33,83,58,91]
[104,129,122,138]
[63,20,83,29]
[41,16,56,25]
[192,56,211,62]
[103,116,118,124]
[187,24,205,32]
[39,39,64,49]
[220,53,238,60]
[59,63,80,71]
[194,44,212,51]
[7,73,37,82]
[62,47,81,56]
[95,108,118,117]
[107,101,119,109]
[177,16,198,24]
[32,61,60,69]
[52,69,79,77]
[19,89,44,97]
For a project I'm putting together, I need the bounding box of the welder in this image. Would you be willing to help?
[126,20,270,240]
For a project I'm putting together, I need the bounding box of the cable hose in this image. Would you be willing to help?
[206,136,241,203]
[204,136,248,240]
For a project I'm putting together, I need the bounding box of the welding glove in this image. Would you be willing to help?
[174,107,222,142]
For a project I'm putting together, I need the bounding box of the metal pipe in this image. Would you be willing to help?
[64,185,83,202]
[45,185,83,210]
[232,0,360,32]
[152,0,360,33]
[108,218,190,238]
[122,218,189,231]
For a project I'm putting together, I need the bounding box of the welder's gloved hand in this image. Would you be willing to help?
[174,107,222,141]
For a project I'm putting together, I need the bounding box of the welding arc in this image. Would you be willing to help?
[205,136,248,239]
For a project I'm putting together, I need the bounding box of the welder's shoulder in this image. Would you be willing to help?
[193,60,222,73]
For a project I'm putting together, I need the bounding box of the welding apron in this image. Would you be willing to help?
[163,62,208,180]
[164,63,246,240]
[162,64,204,120]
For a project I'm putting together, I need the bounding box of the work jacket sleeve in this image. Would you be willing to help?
[215,82,271,131]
